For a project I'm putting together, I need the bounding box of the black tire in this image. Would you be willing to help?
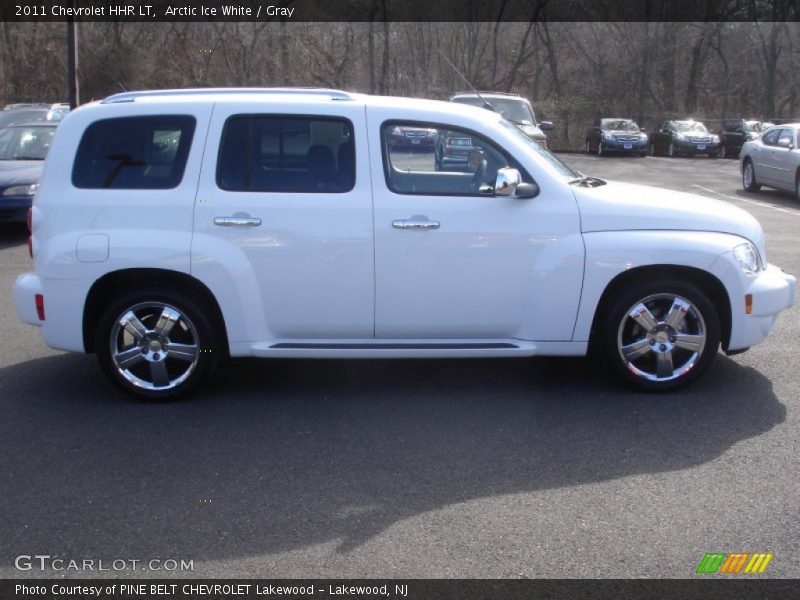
[95,287,222,401]
[597,279,721,392]
[795,172,800,203]
[742,158,761,192]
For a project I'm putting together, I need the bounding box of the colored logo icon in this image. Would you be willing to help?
[696,552,773,574]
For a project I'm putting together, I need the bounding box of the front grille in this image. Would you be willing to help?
[405,131,427,138]
[616,135,639,142]
[688,136,712,143]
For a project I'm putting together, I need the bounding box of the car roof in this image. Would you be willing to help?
[5,121,58,128]
[450,92,526,101]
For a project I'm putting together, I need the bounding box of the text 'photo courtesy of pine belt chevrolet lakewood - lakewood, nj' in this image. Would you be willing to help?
[12,88,796,401]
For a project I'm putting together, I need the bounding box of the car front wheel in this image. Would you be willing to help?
[599,280,721,391]
[96,288,221,401]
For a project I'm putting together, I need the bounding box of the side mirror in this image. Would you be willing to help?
[514,182,539,199]
[494,167,521,196]
[540,121,554,131]
[777,138,794,150]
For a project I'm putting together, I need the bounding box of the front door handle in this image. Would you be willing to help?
[214,216,262,227]
[392,217,440,230]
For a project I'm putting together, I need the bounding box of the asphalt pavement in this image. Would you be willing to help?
[0,153,798,579]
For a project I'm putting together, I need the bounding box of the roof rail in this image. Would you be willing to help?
[451,91,521,97]
[101,88,354,104]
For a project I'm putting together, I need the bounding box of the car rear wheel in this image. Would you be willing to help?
[796,173,800,202]
[598,280,720,391]
[742,159,761,192]
[96,287,221,401]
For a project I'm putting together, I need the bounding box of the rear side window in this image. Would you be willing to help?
[217,115,355,193]
[72,116,196,189]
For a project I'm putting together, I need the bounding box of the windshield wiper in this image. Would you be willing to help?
[10,156,44,161]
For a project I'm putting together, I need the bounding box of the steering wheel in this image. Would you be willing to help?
[471,159,488,193]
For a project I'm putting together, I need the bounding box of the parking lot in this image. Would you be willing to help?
[0,154,798,578]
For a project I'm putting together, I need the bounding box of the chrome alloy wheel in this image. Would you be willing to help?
[616,293,707,382]
[109,302,200,391]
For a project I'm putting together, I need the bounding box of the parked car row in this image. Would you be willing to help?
[586,116,776,159]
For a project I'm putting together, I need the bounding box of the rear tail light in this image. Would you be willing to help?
[35,294,45,321]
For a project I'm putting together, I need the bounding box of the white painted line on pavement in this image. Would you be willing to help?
[692,184,800,217]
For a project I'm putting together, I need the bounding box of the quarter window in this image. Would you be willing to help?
[762,129,781,146]
[72,116,195,189]
[217,116,355,193]
[382,122,527,196]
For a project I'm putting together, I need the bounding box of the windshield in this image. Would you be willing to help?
[674,121,708,133]
[454,96,536,125]
[499,119,578,179]
[601,119,640,131]
[0,125,56,160]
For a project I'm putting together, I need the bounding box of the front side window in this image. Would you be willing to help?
[72,116,195,189]
[382,121,531,196]
[777,128,796,147]
[217,115,355,193]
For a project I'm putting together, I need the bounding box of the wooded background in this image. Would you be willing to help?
[1,20,797,148]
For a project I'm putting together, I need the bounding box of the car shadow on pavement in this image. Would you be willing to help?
[0,352,785,567]
[0,224,27,250]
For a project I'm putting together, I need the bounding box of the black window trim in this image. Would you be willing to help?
[71,114,196,190]
[380,119,533,198]
[215,113,356,194]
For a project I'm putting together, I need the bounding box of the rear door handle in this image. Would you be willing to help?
[392,217,440,230]
[214,216,262,227]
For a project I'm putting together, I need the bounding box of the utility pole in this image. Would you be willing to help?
[66,1,79,108]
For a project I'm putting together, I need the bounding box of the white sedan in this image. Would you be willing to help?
[741,123,800,201]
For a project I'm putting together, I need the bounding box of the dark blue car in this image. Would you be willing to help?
[0,122,58,223]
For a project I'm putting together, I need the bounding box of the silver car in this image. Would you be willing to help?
[741,124,800,201]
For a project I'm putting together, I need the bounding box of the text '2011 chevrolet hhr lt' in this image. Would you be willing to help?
[13,89,796,400]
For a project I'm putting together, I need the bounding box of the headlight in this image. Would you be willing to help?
[711,135,720,142]
[732,242,762,275]
[2,183,38,197]
[674,133,687,141]
[603,132,615,141]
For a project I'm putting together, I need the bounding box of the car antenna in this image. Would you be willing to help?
[437,48,495,112]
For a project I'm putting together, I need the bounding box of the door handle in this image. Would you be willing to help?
[392,218,440,230]
[214,216,262,227]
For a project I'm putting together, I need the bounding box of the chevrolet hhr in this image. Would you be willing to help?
[13,89,796,400]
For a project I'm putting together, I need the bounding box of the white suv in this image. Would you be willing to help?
[13,88,796,400]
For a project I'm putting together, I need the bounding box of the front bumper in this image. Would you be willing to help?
[730,264,796,350]
[674,140,720,154]
[602,139,647,152]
